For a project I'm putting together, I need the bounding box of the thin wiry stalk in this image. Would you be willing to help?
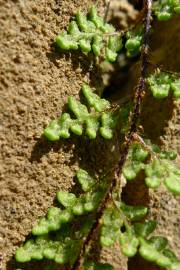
[71,174,116,270]
[116,0,152,176]
[71,0,152,269]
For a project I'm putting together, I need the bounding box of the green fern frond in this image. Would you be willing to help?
[147,71,180,99]
[139,236,180,269]
[55,6,123,62]
[15,234,82,264]
[100,202,147,250]
[15,169,180,269]
[100,203,180,269]
[153,0,180,21]
[123,142,180,195]
[120,202,148,221]
[44,84,119,141]
[100,205,123,247]
[31,169,105,237]
[122,143,149,180]
[15,169,106,264]
[125,27,143,58]
[55,5,145,61]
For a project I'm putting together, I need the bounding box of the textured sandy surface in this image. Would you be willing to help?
[0,1,179,270]
[0,1,130,269]
[0,0,107,268]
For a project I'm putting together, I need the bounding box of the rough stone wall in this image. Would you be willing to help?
[0,0,107,269]
[0,1,179,270]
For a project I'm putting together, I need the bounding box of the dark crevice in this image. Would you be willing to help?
[128,0,144,11]
[128,254,165,270]
[102,55,140,100]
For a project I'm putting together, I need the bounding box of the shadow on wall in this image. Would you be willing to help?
[7,258,67,270]
[46,44,104,93]
[141,92,174,144]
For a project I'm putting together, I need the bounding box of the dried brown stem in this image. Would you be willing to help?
[116,0,152,176]
[71,177,116,270]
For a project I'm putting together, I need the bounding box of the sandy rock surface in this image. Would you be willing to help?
[0,1,179,270]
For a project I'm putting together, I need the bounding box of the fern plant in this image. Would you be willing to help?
[147,70,180,98]
[44,84,119,141]
[55,6,145,62]
[15,169,106,264]
[56,6,122,62]
[153,0,180,21]
[122,142,180,195]
[101,203,180,270]
[125,27,143,58]
[15,168,180,269]
[14,2,180,270]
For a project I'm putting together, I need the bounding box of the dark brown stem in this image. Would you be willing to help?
[116,0,152,177]
[71,1,152,269]
[71,175,116,270]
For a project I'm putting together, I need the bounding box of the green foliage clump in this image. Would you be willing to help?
[120,202,148,222]
[16,168,180,269]
[55,6,122,62]
[147,71,180,99]
[100,203,180,269]
[135,221,180,269]
[55,6,145,62]
[15,234,81,265]
[15,168,180,269]
[123,142,180,195]
[32,169,106,236]
[125,27,143,58]
[153,0,180,21]
[44,84,119,141]
[100,202,147,252]
[15,169,106,264]
[122,143,149,180]
[100,204,123,247]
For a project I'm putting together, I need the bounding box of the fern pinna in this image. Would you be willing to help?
[44,84,119,141]
[55,6,122,62]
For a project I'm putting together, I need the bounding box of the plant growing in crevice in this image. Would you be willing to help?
[14,2,180,270]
